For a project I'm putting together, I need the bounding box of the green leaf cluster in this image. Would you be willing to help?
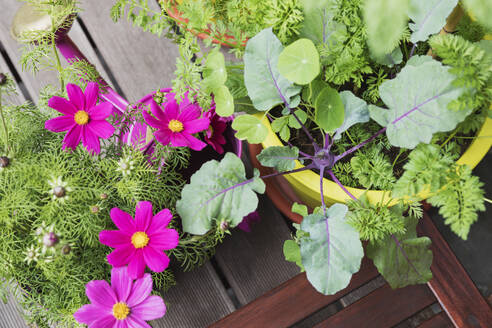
[392,144,485,240]
[429,34,492,113]
[350,145,395,190]
[346,195,405,243]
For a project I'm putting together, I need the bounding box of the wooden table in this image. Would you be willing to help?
[0,2,490,327]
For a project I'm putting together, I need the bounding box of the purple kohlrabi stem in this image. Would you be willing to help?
[335,93,442,162]
[202,164,314,207]
[265,44,317,147]
[327,170,358,201]
[287,141,310,157]
[319,166,327,216]
[391,234,423,278]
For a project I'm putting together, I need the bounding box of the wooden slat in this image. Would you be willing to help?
[211,258,379,328]
[153,262,234,328]
[0,50,26,105]
[0,294,28,328]
[418,312,453,328]
[213,195,300,305]
[313,284,435,328]
[78,1,180,102]
[418,214,492,328]
[0,2,111,102]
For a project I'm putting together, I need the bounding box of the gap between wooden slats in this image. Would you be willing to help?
[418,312,453,328]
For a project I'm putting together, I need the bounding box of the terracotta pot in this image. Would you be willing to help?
[162,1,247,48]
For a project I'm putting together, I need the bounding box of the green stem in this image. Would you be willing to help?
[392,149,404,168]
[51,17,64,92]
[484,197,492,204]
[439,130,458,149]
[0,90,10,154]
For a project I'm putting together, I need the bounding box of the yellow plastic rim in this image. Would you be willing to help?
[259,114,492,209]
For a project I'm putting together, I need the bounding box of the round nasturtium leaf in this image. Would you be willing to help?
[301,79,329,104]
[203,49,227,92]
[231,114,268,144]
[277,38,320,85]
[314,86,345,133]
[214,85,234,117]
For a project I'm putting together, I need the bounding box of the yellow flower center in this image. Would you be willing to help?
[74,110,89,125]
[131,231,149,249]
[168,119,184,133]
[112,302,130,320]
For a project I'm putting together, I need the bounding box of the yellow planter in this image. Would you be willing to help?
[259,114,492,209]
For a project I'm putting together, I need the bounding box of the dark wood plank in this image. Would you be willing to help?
[153,262,234,328]
[418,312,453,328]
[313,283,435,328]
[211,258,378,328]
[214,195,300,305]
[78,1,180,102]
[418,214,492,328]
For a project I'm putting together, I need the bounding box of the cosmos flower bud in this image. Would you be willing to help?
[0,156,10,168]
[219,220,229,231]
[43,232,59,247]
[53,186,66,198]
[61,244,71,255]
[90,205,100,213]
[100,193,108,200]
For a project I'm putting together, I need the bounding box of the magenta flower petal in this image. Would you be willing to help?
[178,105,201,122]
[146,209,172,235]
[153,130,171,146]
[74,304,111,325]
[125,316,152,328]
[86,280,117,306]
[135,201,153,231]
[169,133,188,148]
[90,315,116,328]
[44,116,75,132]
[142,247,170,273]
[48,96,77,115]
[88,102,113,120]
[99,230,130,248]
[107,245,136,267]
[84,82,99,109]
[142,110,162,129]
[82,126,101,154]
[110,208,136,233]
[164,101,179,119]
[127,274,152,307]
[115,321,128,328]
[183,133,207,151]
[66,83,85,111]
[111,267,132,303]
[148,229,179,250]
[127,250,146,279]
[131,295,166,320]
[62,124,82,150]
[150,100,168,122]
[184,117,210,134]
[87,120,115,139]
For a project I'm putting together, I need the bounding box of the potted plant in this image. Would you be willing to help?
[0,1,250,327]
[174,0,492,296]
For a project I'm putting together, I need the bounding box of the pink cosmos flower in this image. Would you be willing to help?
[238,211,261,232]
[45,82,115,154]
[142,92,209,151]
[74,266,166,327]
[204,108,227,154]
[100,201,179,279]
